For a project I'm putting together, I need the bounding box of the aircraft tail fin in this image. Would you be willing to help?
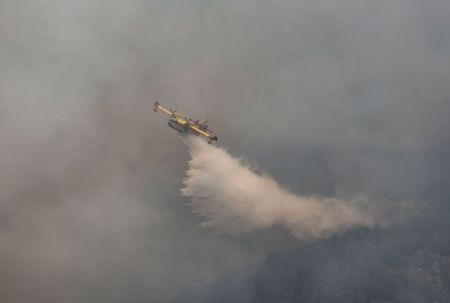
[200,118,209,126]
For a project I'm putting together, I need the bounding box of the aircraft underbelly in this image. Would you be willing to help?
[168,120,201,137]
[168,120,185,132]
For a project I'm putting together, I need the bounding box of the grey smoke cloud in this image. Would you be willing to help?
[1,0,449,302]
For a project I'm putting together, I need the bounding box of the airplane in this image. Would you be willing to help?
[153,101,218,144]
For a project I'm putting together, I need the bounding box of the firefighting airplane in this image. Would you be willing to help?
[153,101,218,144]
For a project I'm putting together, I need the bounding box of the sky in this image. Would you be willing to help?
[1,1,449,302]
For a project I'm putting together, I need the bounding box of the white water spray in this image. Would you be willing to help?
[182,137,386,240]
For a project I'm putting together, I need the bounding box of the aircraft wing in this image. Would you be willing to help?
[189,124,218,143]
[154,101,187,124]
[189,124,211,138]
[153,101,172,116]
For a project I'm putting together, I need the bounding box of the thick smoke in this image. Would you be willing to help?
[182,137,387,239]
[2,0,449,302]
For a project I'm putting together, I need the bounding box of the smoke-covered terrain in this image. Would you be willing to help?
[1,1,450,303]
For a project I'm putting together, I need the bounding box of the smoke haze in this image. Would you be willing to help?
[1,0,450,302]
